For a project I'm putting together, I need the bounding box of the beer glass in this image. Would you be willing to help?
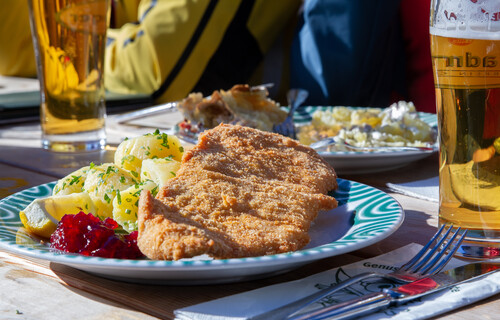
[430,0,500,259]
[28,0,110,152]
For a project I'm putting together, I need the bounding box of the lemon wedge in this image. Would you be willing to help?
[19,192,96,238]
[449,160,500,210]
[20,200,58,238]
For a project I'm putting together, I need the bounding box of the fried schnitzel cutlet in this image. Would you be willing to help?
[137,124,338,260]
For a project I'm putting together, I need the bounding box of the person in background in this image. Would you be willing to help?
[0,1,37,78]
[0,0,301,104]
[290,0,436,113]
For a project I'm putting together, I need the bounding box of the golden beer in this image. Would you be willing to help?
[431,30,500,258]
[28,0,110,152]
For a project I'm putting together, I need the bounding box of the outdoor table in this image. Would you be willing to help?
[0,110,498,320]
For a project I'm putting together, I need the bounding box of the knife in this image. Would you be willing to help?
[287,262,500,320]
[111,83,274,124]
[112,101,179,124]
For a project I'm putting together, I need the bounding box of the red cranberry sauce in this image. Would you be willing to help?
[50,211,142,259]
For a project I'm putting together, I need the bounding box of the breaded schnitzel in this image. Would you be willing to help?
[137,124,337,260]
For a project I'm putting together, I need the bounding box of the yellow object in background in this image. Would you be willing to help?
[0,0,37,77]
[2,0,300,105]
[104,0,301,103]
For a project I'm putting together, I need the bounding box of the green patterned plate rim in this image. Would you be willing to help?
[0,179,404,271]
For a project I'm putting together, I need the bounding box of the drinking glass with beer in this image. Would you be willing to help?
[28,0,110,152]
[430,0,500,259]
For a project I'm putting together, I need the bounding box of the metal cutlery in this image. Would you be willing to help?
[273,89,308,139]
[256,225,466,320]
[289,260,499,320]
[112,101,179,124]
[175,125,199,145]
[112,83,275,124]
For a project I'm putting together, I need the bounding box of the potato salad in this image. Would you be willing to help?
[297,101,436,151]
[20,130,184,238]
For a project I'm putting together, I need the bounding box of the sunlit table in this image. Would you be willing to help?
[0,111,498,320]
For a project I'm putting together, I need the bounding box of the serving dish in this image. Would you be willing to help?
[0,179,403,285]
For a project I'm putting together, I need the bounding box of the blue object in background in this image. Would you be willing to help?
[291,0,406,107]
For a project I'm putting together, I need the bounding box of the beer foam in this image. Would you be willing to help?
[430,26,500,40]
[431,0,500,39]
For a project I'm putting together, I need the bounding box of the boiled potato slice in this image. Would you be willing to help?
[19,192,96,238]
[114,130,184,174]
[53,166,90,195]
[112,180,158,232]
[140,158,181,187]
[83,163,138,219]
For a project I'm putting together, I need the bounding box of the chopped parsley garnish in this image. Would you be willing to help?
[69,175,81,185]
[132,189,142,197]
[151,186,159,197]
[116,190,122,205]
[104,193,111,204]
[106,165,119,175]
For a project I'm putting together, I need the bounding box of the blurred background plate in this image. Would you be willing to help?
[294,106,438,175]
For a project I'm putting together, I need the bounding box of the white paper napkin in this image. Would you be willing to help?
[174,244,500,320]
[386,176,439,203]
[0,76,39,94]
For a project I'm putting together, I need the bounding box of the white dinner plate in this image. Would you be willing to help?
[294,107,438,175]
[318,150,436,175]
[0,179,404,285]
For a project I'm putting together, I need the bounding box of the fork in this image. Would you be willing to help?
[273,89,308,139]
[255,224,467,320]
